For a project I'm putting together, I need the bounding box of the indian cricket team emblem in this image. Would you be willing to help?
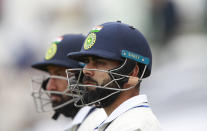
[45,43,57,60]
[45,36,63,60]
[84,33,96,50]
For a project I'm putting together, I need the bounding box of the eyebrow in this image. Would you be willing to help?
[82,56,103,63]
[91,56,105,61]
[51,68,66,74]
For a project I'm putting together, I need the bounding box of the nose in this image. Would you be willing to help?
[46,78,57,91]
[83,63,94,77]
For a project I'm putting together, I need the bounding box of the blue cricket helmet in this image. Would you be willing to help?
[32,34,85,72]
[67,22,152,78]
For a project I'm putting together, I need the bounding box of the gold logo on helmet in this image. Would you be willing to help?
[45,43,57,60]
[84,33,96,50]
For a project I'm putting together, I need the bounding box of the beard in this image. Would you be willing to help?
[81,76,120,108]
[41,78,80,119]
[51,95,79,118]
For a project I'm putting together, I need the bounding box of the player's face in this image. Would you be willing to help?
[46,66,68,103]
[82,57,120,106]
[83,57,120,87]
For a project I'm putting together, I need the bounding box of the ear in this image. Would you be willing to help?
[131,65,139,77]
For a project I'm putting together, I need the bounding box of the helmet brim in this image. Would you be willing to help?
[67,50,122,63]
[31,60,73,72]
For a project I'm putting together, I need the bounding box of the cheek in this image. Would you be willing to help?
[56,80,68,92]
[94,72,111,85]
[46,80,53,90]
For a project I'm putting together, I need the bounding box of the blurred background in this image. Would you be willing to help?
[0,0,206,131]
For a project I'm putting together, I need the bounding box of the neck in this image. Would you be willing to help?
[104,87,138,116]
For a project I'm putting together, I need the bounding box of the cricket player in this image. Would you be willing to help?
[31,34,106,131]
[66,21,161,131]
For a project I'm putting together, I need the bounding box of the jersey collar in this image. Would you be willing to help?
[64,106,93,131]
[95,94,148,129]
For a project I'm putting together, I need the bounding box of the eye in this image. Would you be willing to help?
[67,72,75,78]
[82,57,89,64]
[95,60,106,66]
[97,61,105,65]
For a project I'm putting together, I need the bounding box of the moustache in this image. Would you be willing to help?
[50,93,62,98]
[82,76,98,85]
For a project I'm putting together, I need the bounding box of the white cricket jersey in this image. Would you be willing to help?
[64,106,93,131]
[77,108,107,131]
[94,94,161,131]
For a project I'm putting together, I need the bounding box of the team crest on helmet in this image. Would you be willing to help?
[45,43,57,60]
[84,33,96,50]
[45,36,63,60]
